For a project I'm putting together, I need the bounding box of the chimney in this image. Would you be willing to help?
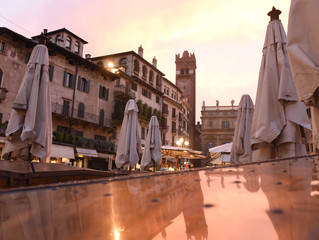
[268,6,281,21]
[152,56,157,68]
[138,45,143,57]
[85,54,91,60]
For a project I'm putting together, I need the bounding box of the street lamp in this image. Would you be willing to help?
[176,137,189,148]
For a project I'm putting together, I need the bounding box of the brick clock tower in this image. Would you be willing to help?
[175,51,197,148]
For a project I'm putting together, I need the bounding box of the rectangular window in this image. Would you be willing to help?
[141,127,145,140]
[57,125,70,134]
[142,88,148,97]
[172,108,176,118]
[156,96,160,103]
[0,41,6,53]
[63,71,75,89]
[172,121,176,133]
[222,120,229,129]
[62,100,70,116]
[147,91,151,99]
[172,136,175,146]
[209,120,213,126]
[0,113,2,123]
[131,82,137,91]
[94,135,106,141]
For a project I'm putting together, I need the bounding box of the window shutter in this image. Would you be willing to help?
[71,74,76,89]
[86,79,90,93]
[77,76,81,90]
[63,71,67,86]
[49,65,54,81]
[99,85,102,98]
[106,88,109,101]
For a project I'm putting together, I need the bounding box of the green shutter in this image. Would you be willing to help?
[49,65,54,81]
[86,79,90,93]
[63,71,67,86]
[77,76,81,90]
[71,74,76,89]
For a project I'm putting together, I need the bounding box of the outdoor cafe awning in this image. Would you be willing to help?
[50,144,75,159]
[161,145,206,159]
[76,147,98,157]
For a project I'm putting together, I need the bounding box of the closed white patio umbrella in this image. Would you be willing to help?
[115,99,141,169]
[230,94,254,163]
[3,35,52,162]
[287,0,319,151]
[140,116,162,170]
[251,7,311,161]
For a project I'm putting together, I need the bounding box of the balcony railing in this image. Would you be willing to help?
[162,125,169,132]
[53,132,115,153]
[51,102,112,128]
[114,84,136,99]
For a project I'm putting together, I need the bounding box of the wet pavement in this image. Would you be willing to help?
[1,156,319,240]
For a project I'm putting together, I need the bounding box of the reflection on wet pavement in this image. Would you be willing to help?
[1,156,319,239]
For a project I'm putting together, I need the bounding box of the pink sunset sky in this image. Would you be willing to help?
[0,0,291,122]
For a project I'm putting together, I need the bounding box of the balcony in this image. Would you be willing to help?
[162,125,169,132]
[53,133,115,153]
[51,102,112,130]
[162,109,169,117]
[114,84,135,100]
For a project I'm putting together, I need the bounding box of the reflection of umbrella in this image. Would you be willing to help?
[230,94,254,163]
[287,0,319,151]
[140,116,162,170]
[3,37,52,161]
[251,7,311,161]
[115,99,141,168]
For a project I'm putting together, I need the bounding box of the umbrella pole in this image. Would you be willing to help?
[28,146,35,174]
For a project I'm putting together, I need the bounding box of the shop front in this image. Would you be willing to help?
[47,144,75,165]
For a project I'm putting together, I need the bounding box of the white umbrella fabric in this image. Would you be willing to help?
[140,116,162,170]
[251,8,311,161]
[287,0,319,150]
[3,42,52,161]
[230,94,254,163]
[115,99,141,168]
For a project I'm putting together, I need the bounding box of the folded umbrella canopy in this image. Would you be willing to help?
[251,7,311,161]
[115,99,141,168]
[140,116,162,170]
[230,94,254,163]
[3,39,52,161]
[287,0,319,150]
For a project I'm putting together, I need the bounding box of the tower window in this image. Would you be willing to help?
[66,36,72,49]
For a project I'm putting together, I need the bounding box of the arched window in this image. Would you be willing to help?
[55,34,62,46]
[0,68,3,87]
[66,36,72,49]
[149,70,154,85]
[133,59,139,73]
[156,75,161,88]
[99,109,104,126]
[78,102,85,118]
[142,65,147,79]
[74,41,80,53]
[120,58,127,67]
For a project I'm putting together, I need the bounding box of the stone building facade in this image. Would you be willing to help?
[200,103,238,155]
[162,77,190,146]
[0,27,192,169]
